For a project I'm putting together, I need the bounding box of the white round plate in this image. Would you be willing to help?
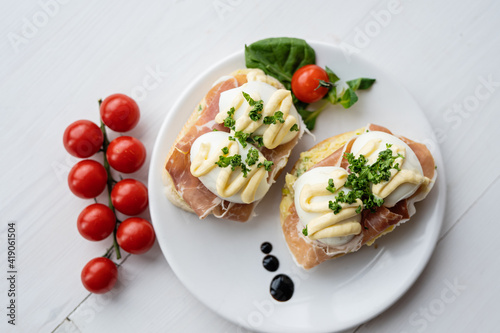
[148,41,446,333]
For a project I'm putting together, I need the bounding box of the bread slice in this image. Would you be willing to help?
[280,124,436,269]
[163,69,303,221]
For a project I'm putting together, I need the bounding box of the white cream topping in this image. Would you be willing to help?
[350,131,428,207]
[190,131,271,204]
[294,167,363,247]
[217,81,300,149]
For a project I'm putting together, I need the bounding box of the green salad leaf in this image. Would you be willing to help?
[324,66,375,109]
[245,37,376,131]
[245,37,316,90]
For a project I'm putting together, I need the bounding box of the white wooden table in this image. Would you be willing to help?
[1,0,499,332]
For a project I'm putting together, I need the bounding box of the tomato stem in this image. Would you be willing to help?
[304,100,330,124]
[99,100,122,260]
[102,244,114,259]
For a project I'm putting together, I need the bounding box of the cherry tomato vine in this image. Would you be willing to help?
[63,94,155,294]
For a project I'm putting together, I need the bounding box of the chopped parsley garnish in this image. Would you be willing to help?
[221,104,265,148]
[290,123,299,132]
[223,107,236,128]
[246,135,264,147]
[215,155,234,169]
[215,154,242,171]
[327,190,358,215]
[233,130,250,148]
[326,178,336,193]
[214,149,272,178]
[302,225,308,236]
[325,145,404,215]
[263,111,285,125]
[242,92,264,121]
[240,163,251,177]
[215,153,251,177]
[258,160,274,171]
[229,154,242,170]
[328,200,342,214]
[245,148,259,166]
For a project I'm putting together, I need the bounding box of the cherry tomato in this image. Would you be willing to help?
[106,136,146,173]
[111,179,148,215]
[291,64,330,103]
[100,94,140,132]
[63,120,103,158]
[77,203,116,241]
[117,217,155,254]
[68,160,107,199]
[81,257,118,294]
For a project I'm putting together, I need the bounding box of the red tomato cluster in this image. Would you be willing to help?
[63,94,155,294]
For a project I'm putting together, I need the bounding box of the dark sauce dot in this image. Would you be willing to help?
[262,255,279,272]
[260,242,272,254]
[270,274,294,302]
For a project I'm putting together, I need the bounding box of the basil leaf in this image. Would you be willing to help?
[346,78,376,90]
[326,85,338,105]
[245,37,316,90]
[325,66,340,84]
[324,67,340,104]
[339,88,358,108]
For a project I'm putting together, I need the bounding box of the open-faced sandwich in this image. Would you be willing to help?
[280,124,436,269]
[164,69,304,222]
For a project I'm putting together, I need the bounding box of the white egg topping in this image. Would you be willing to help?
[217,81,300,149]
[294,167,363,247]
[350,131,427,207]
[294,130,432,247]
[190,131,271,204]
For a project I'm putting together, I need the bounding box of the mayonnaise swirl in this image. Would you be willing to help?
[352,133,430,206]
[190,132,270,204]
[245,68,283,89]
[216,81,299,149]
[294,167,363,243]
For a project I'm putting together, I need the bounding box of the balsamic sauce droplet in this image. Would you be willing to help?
[260,242,272,254]
[262,255,279,272]
[270,274,294,302]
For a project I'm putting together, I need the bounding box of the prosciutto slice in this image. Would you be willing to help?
[165,75,302,222]
[282,124,436,269]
